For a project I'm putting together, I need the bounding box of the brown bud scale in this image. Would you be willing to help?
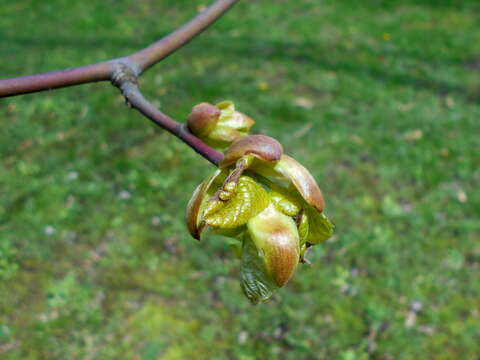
[220,135,283,168]
[187,102,221,136]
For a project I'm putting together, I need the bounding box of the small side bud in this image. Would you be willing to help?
[187,102,221,137]
[220,135,283,168]
[187,101,256,149]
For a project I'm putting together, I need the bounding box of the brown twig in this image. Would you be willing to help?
[120,81,224,166]
[0,0,238,97]
[129,0,239,74]
[0,62,113,97]
[0,0,239,165]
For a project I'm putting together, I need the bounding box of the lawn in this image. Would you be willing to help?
[1,0,479,359]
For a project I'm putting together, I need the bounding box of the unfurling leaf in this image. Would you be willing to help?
[207,126,244,144]
[268,183,301,217]
[185,102,334,303]
[204,175,269,228]
[217,101,254,130]
[186,169,227,240]
[305,208,334,245]
[297,212,309,245]
[241,234,278,304]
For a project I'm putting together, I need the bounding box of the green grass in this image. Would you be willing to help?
[1,0,480,358]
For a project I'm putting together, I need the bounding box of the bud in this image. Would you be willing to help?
[186,123,333,303]
[187,101,255,148]
[187,102,221,136]
[247,204,300,287]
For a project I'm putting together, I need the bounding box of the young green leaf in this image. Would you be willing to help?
[305,209,334,244]
[204,175,269,228]
[240,234,278,304]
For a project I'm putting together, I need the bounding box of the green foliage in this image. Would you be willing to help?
[1,0,480,359]
[0,240,18,281]
[241,234,278,304]
[204,175,269,228]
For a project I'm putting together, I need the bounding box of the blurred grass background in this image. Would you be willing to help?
[1,0,479,359]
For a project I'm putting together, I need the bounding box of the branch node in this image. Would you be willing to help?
[111,62,138,89]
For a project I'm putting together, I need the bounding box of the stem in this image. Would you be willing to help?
[0,0,239,98]
[209,157,247,203]
[120,82,224,166]
[129,0,239,73]
[0,62,113,98]
[0,0,240,166]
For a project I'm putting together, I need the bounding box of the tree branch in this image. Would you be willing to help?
[0,62,114,98]
[129,0,239,74]
[0,0,239,98]
[120,81,224,166]
[0,0,239,166]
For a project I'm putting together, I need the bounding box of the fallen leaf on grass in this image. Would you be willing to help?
[457,190,467,203]
[402,129,423,141]
[294,97,314,109]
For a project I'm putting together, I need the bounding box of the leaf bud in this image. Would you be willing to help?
[187,102,221,137]
[187,101,256,149]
